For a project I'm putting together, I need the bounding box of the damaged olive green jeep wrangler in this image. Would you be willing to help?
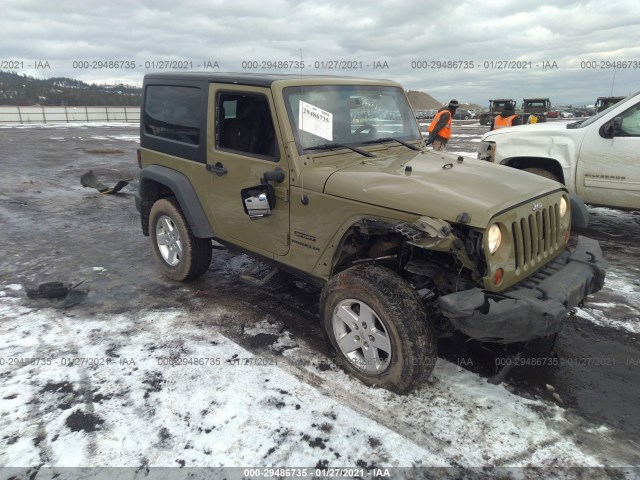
[136,73,607,393]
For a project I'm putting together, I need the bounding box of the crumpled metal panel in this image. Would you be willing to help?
[437,235,607,343]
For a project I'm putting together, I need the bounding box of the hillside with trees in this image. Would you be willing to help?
[1,71,480,112]
[0,71,141,106]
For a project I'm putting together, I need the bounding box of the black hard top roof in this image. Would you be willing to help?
[143,72,384,87]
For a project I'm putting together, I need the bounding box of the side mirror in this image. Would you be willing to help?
[261,167,285,184]
[241,184,276,220]
[601,116,623,138]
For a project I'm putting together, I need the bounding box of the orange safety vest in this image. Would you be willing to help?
[428,110,452,139]
[494,114,517,129]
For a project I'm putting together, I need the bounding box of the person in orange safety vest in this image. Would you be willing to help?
[427,99,459,151]
[490,102,521,130]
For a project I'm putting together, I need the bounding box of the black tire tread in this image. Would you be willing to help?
[320,264,437,394]
[149,197,212,281]
[522,167,560,182]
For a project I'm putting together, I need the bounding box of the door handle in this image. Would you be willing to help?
[206,162,227,177]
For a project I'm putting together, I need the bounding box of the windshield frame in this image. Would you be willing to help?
[282,84,422,154]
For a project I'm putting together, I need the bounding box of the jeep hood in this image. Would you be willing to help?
[321,151,562,228]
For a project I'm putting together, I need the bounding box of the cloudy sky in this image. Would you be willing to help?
[1,0,639,105]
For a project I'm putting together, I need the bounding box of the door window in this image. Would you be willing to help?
[620,103,640,136]
[216,93,277,159]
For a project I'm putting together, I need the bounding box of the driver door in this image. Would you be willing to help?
[576,99,640,209]
[205,84,290,256]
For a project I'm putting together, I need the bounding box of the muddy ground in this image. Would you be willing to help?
[0,122,639,471]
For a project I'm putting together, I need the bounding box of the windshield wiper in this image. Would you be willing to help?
[566,120,584,129]
[362,137,421,151]
[303,143,376,158]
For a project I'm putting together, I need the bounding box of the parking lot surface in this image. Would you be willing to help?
[1,123,639,473]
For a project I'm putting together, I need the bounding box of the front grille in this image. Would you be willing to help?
[511,203,561,271]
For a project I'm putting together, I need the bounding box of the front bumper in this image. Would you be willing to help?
[438,236,607,343]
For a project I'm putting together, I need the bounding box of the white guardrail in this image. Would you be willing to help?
[0,106,140,124]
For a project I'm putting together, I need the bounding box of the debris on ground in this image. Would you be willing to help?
[58,288,88,309]
[80,170,131,195]
[25,281,87,308]
[26,281,68,299]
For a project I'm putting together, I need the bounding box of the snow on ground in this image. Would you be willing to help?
[0,123,139,130]
[575,305,640,334]
[574,207,640,334]
[44,134,139,143]
[590,207,637,216]
[452,133,482,140]
[448,150,478,159]
[575,257,640,334]
[0,283,632,470]
[0,286,442,468]
[575,264,640,334]
[88,135,139,143]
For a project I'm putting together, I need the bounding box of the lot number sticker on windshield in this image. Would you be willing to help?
[299,101,333,140]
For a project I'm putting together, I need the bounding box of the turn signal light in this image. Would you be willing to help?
[493,268,504,285]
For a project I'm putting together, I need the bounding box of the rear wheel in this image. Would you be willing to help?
[522,167,561,183]
[149,198,212,281]
[320,265,437,394]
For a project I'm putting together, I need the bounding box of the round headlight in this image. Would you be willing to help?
[487,224,502,254]
[560,196,568,217]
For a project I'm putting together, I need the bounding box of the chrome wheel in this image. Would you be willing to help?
[155,214,183,266]
[332,298,392,374]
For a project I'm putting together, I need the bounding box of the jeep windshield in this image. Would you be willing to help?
[283,85,421,153]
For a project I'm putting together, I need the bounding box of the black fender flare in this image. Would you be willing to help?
[138,165,214,238]
[569,192,590,229]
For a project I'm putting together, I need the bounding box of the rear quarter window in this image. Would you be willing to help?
[143,85,201,145]
[141,83,207,163]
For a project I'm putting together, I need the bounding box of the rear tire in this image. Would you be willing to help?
[320,265,437,394]
[522,167,561,183]
[149,198,212,281]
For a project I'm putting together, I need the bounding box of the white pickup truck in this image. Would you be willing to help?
[478,91,640,210]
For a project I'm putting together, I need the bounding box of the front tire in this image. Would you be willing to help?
[149,198,212,281]
[320,265,437,394]
[522,167,561,183]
